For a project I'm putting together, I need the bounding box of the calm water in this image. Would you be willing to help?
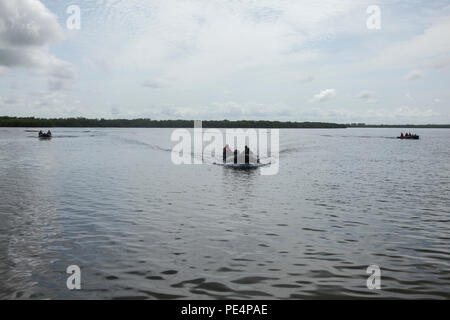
[0,127,449,299]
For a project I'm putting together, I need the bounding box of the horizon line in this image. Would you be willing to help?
[1,116,450,127]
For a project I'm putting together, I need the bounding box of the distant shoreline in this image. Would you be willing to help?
[0,117,346,128]
[0,117,449,128]
[347,124,450,128]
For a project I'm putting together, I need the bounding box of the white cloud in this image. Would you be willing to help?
[0,90,84,118]
[0,0,75,89]
[0,0,63,48]
[144,101,294,120]
[310,88,337,102]
[392,106,437,119]
[104,0,368,85]
[405,70,424,81]
[357,90,376,103]
[426,54,450,69]
[374,17,450,69]
[306,105,439,124]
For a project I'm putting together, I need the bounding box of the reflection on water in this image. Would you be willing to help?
[0,128,449,299]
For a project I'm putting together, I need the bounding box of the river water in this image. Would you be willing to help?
[0,127,449,299]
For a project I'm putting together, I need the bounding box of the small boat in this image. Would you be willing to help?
[39,132,52,139]
[214,162,270,169]
[397,135,419,140]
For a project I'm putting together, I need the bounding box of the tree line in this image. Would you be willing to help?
[0,117,346,128]
[346,123,450,128]
[1,116,448,128]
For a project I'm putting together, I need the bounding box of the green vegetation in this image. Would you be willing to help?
[347,123,450,128]
[1,116,449,128]
[0,116,346,128]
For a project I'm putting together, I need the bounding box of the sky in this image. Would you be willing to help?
[0,0,449,124]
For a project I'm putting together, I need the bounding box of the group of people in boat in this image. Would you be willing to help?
[400,132,418,138]
[223,144,260,164]
[38,130,52,137]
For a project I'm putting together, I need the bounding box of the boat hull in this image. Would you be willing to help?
[397,136,419,139]
[214,162,269,169]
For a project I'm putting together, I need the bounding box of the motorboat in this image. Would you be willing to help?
[39,132,52,139]
[397,135,419,139]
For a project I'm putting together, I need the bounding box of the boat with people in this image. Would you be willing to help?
[215,162,270,169]
[38,130,52,139]
[213,144,269,169]
[397,132,419,139]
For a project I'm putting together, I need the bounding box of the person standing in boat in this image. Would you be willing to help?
[401,132,404,137]
[233,149,238,164]
[245,145,250,164]
[223,144,231,163]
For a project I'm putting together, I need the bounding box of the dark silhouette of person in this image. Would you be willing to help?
[234,149,238,164]
[223,144,230,163]
[245,145,249,164]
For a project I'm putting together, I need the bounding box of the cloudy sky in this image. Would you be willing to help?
[0,0,449,123]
